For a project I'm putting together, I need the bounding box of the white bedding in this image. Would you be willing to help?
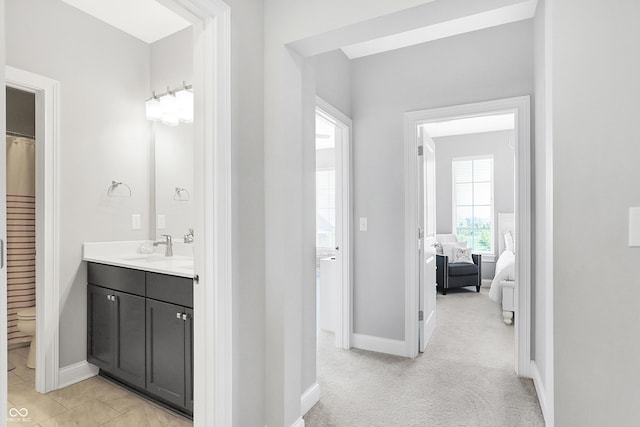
[489,250,516,302]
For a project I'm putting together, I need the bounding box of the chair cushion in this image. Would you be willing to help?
[448,262,479,276]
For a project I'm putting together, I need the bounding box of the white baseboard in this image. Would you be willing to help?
[351,333,405,357]
[58,360,99,389]
[482,279,493,287]
[290,417,305,427]
[530,360,550,425]
[300,382,320,416]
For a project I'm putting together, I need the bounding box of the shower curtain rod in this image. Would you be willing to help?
[6,130,35,139]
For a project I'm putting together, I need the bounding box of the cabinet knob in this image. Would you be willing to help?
[176,312,182,319]
[182,313,190,321]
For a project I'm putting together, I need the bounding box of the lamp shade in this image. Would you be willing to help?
[160,93,179,126]
[145,97,162,121]
[176,89,194,123]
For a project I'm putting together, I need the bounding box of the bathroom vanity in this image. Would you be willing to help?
[83,242,194,417]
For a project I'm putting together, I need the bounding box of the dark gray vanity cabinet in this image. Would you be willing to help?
[87,262,193,416]
[87,284,146,389]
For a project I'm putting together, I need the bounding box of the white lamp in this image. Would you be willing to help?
[176,88,194,123]
[160,92,179,126]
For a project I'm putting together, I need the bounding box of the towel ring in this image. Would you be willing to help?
[174,187,190,201]
[107,180,132,198]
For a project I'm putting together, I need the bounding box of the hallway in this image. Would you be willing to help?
[305,287,544,426]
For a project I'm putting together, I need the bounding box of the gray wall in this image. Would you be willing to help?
[553,1,640,424]
[350,21,534,340]
[314,49,352,117]
[6,0,152,368]
[433,130,515,279]
[6,87,35,137]
[225,0,266,424]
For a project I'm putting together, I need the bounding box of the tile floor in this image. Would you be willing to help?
[7,347,192,427]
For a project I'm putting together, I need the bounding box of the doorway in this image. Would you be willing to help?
[5,66,60,395]
[404,96,531,377]
[0,1,232,425]
[315,97,352,350]
[5,86,37,387]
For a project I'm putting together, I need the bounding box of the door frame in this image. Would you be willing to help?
[1,0,232,425]
[5,66,61,394]
[403,96,531,378]
[159,0,232,425]
[315,96,352,350]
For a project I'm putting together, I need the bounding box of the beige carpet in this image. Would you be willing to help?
[304,287,545,426]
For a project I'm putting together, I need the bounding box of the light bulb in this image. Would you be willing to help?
[160,93,179,126]
[176,89,194,123]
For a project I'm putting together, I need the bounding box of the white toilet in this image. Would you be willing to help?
[16,307,36,369]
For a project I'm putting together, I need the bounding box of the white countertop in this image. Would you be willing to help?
[83,241,194,278]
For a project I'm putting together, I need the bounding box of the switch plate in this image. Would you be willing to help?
[629,207,640,247]
[131,214,141,230]
[359,217,367,231]
[157,214,166,230]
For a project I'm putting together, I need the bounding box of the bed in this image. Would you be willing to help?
[488,212,516,325]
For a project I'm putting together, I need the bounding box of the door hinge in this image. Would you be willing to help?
[417,145,424,156]
[419,310,424,321]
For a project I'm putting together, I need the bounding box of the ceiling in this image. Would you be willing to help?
[422,113,515,138]
[60,0,191,44]
[341,0,537,59]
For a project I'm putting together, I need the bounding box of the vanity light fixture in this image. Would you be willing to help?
[145,83,193,126]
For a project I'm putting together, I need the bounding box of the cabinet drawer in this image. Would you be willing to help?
[146,272,193,308]
[88,263,145,296]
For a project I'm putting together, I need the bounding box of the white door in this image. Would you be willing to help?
[316,103,351,349]
[419,129,437,352]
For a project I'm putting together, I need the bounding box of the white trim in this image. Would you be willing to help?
[543,0,554,424]
[58,361,99,389]
[403,96,532,379]
[315,96,352,350]
[290,417,305,427]
[300,382,320,416]
[5,66,61,394]
[530,361,549,423]
[351,333,406,357]
[157,1,232,426]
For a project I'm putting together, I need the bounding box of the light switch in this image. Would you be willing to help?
[157,214,166,230]
[359,217,368,231]
[629,207,640,247]
[131,214,141,230]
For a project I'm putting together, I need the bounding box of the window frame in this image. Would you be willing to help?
[451,155,495,258]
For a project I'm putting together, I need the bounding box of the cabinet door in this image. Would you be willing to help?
[185,307,193,413]
[87,285,115,372]
[146,299,187,408]
[113,290,146,388]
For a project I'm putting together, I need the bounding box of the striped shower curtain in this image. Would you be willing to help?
[6,136,36,347]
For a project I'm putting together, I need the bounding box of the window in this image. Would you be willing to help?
[453,157,494,253]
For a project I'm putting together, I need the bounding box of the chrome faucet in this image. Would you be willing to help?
[153,234,173,257]
[184,228,194,244]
